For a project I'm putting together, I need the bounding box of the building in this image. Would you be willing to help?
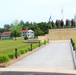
[22,30,28,36]
[26,29,34,38]
[1,30,34,39]
[1,32,11,39]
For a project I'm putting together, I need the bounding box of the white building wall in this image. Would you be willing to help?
[26,30,34,38]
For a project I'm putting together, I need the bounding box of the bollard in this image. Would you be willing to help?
[15,48,18,59]
[39,41,40,47]
[70,38,72,43]
[30,44,32,51]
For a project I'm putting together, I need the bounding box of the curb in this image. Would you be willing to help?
[69,41,76,69]
[0,68,76,74]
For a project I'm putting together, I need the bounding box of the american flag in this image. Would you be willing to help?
[49,16,52,21]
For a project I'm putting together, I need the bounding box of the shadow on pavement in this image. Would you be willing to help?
[0,72,76,75]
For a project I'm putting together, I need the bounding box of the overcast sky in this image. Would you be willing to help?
[0,0,76,28]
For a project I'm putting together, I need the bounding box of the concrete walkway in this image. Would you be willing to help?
[8,42,74,70]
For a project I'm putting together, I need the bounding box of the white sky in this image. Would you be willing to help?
[0,0,76,28]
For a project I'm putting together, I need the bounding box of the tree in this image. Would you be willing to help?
[19,20,24,25]
[19,20,25,29]
[47,22,51,29]
[4,24,10,31]
[37,22,50,34]
[55,20,59,28]
[51,20,54,28]
[66,19,69,28]
[34,27,44,37]
[0,28,5,33]
[60,20,64,28]
[71,19,75,27]
[10,20,22,40]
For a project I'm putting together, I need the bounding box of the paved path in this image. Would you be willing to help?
[8,42,74,69]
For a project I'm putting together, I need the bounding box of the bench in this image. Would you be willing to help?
[24,40,40,43]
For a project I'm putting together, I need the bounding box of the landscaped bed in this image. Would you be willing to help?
[0,39,49,67]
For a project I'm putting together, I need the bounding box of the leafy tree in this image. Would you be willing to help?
[60,20,64,28]
[4,24,10,31]
[19,20,25,29]
[51,20,54,28]
[47,22,51,29]
[10,20,22,40]
[21,21,33,30]
[37,22,50,34]
[66,19,70,28]
[34,27,44,37]
[19,20,24,25]
[0,28,5,33]
[71,19,75,27]
[55,20,59,28]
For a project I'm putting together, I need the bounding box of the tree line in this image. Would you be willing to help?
[0,19,76,37]
[0,20,51,37]
[51,19,76,29]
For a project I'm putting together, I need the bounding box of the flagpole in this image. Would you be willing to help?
[61,8,64,21]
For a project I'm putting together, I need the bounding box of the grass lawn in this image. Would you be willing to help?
[0,39,29,54]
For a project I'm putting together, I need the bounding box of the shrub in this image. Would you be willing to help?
[19,49,25,54]
[18,51,21,56]
[33,44,38,49]
[8,52,14,59]
[36,44,39,47]
[25,48,29,52]
[26,46,30,51]
[46,40,49,43]
[41,42,44,46]
[0,55,10,63]
[32,45,35,50]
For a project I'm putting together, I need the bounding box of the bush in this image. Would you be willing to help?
[8,52,14,59]
[33,44,38,49]
[24,35,28,40]
[17,51,21,56]
[26,46,30,51]
[0,55,10,63]
[41,42,44,46]
[19,49,25,54]
[46,40,49,43]
[32,44,35,49]
[25,48,29,52]
[36,44,39,47]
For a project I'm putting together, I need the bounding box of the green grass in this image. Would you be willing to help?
[0,39,29,54]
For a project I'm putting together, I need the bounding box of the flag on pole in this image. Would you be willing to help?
[49,16,52,22]
[61,8,64,20]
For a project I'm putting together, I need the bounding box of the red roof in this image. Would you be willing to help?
[1,30,28,34]
[22,30,28,32]
[2,32,10,34]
